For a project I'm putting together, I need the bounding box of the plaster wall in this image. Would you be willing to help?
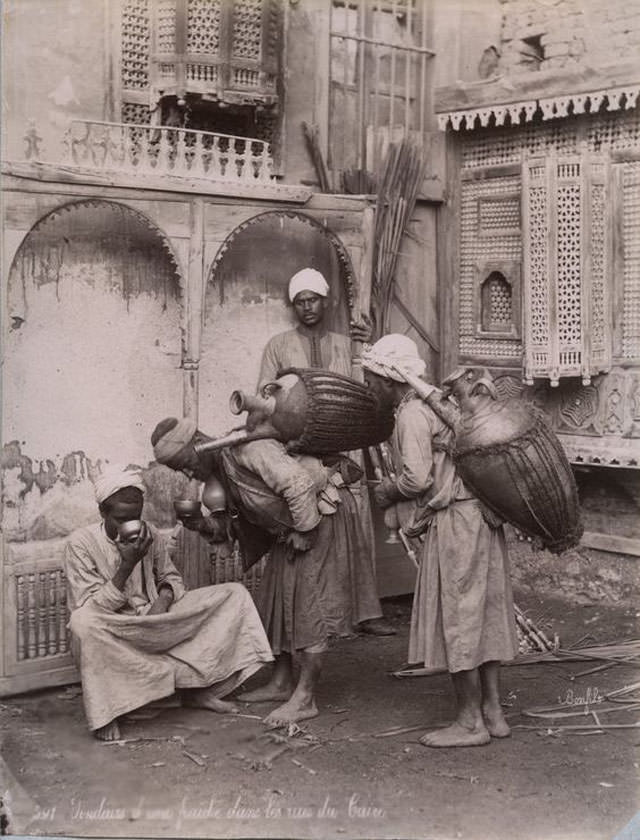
[2,0,107,162]
[280,0,327,187]
[2,202,185,542]
[430,0,503,89]
[199,211,351,435]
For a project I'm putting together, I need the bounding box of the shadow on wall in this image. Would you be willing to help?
[200,211,353,435]
[3,200,185,542]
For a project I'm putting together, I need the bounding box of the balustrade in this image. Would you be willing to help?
[59,119,275,183]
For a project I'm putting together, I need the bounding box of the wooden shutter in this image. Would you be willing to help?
[522,149,612,386]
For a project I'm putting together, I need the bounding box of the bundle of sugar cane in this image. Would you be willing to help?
[555,639,640,664]
[514,604,556,653]
[371,140,427,336]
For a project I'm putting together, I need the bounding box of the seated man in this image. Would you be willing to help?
[64,465,273,741]
[151,417,383,726]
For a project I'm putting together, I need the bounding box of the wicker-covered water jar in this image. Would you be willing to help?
[445,369,583,554]
[196,367,395,456]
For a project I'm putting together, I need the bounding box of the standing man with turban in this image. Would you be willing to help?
[257,267,393,637]
[64,465,273,741]
[362,336,518,748]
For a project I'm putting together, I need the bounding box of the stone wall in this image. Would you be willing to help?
[509,537,640,608]
[497,0,640,74]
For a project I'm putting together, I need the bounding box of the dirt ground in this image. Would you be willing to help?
[1,591,639,840]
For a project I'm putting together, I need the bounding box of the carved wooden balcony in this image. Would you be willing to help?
[11,118,311,202]
[63,119,274,182]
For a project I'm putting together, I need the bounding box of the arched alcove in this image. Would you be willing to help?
[199,211,356,435]
[481,270,513,333]
[3,200,185,540]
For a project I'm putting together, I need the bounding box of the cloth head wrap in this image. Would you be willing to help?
[152,417,197,464]
[94,465,145,505]
[288,268,329,303]
[361,334,426,383]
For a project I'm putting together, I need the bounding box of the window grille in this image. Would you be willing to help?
[482,272,513,331]
[329,0,434,177]
[149,0,281,105]
[119,0,282,126]
[621,161,640,360]
[459,176,523,360]
[522,150,612,386]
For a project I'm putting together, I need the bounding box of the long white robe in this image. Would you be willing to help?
[389,398,519,673]
[64,523,273,731]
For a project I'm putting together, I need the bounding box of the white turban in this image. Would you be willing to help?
[152,417,197,464]
[93,465,145,505]
[288,268,329,303]
[361,334,426,383]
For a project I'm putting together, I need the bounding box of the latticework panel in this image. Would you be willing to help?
[121,0,151,90]
[157,0,177,53]
[462,110,640,170]
[232,0,263,60]
[622,161,640,359]
[462,120,578,170]
[121,102,153,125]
[460,176,523,359]
[588,110,640,154]
[210,549,266,599]
[556,181,582,356]
[590,182,607,366]
[487,276,513,328]
[478,197,520,232]
[528,184,550,362]
[523,152,612,384]
[15,570,70,662]
[187,0,222,54]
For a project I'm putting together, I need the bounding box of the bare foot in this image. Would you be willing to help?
[263,697,318,727]
[419,721,490,748]
[482,704,511,738]
[237,682,293,704]
[184,692,239,714]
[93,720,121,741]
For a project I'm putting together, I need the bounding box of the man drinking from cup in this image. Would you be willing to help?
[64,465,273,741]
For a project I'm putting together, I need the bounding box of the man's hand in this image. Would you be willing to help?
[180,513,228,543]
[349,313,373,344]
[116,522,153,568]
[286,528,317,553]
[178,513,206,533]
[147,586,173,616]
[373,477,401,509]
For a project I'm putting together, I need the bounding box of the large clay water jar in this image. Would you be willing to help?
[445,369,583,554]
[197,368,395,456]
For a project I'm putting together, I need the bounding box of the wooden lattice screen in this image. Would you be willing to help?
[522,150,612,386]
[119,0,281,121]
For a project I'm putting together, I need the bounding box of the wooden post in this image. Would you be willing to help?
[312,7,331,168]
[437,132,460,383]
[351,204,375,382]
[183,198,204,421]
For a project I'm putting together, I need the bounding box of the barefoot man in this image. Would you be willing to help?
[258,267,394,638]
[151,417,381,727]
[362,336,518,747]
[64,465,273,740]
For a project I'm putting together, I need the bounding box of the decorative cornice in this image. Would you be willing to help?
[559,434,640,469]
[1,160,313,204]
[437,83,640,132]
